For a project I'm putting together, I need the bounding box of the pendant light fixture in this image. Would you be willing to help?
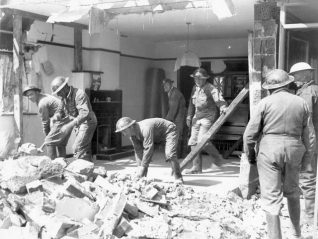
[174,22,201,71]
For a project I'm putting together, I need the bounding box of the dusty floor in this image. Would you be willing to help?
[93,150,240,195]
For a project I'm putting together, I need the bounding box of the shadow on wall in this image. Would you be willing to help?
[144,68,169,119]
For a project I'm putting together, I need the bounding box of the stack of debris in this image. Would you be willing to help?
[0,154,313,239]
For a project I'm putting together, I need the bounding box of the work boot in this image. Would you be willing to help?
[57,146,67,158]
[266,213,282,239]
[287,197,301,238]
[46,145,57,160]
[170,159,183,183]
[183,155,202,174]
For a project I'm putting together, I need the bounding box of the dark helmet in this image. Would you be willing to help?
[51,76,69,94]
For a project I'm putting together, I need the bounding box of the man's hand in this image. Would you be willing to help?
[220,106,228,114]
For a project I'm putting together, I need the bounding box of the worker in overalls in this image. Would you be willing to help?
[51,76,97,161]
[115,117,183,182]
[162,78,186,158]
[243,69,316,239]
[23,85,71,159]
[184,68,227,174]
[289,62,318,225]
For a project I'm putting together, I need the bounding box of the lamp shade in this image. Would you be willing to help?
[174,50,201,71]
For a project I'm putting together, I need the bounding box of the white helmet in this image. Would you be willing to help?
[289,62,314,75]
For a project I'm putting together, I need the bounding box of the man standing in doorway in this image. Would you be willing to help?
[51,76,97,161]
[184,68,227,174]
[162,78,186,158]
[115,117,183,182]
[289,62,318,225]
[23,85,71,159]
[244,69,316,239]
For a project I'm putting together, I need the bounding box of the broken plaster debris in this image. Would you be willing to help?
[0,155,314,239]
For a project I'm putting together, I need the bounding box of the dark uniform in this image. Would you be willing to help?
[55,86,97,161]
[165,86,186,158]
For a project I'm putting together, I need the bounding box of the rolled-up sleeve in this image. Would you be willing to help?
[74,91,90,126]
[243,103,264,162]
[211,87,227,111]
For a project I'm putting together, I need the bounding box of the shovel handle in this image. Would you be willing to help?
[37,143,46,153]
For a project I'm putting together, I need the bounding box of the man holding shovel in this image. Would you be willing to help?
[23,85,71,159]
[51,76,97,161]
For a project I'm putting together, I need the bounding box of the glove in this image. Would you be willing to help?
[248,151,257,165]
[186,117,192,128]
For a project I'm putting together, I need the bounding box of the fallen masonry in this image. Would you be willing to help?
[0,155,314,239]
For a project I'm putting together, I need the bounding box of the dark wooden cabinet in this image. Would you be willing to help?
[86,89,122,156]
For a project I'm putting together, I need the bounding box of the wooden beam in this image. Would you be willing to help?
[180,86,249,170]
[73,27,82,72]
[282,23,318,29]
[12,13,23,142]
[2,8,87,30]
[278,4,286,69]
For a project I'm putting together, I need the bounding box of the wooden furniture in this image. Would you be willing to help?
[86,89,133,160]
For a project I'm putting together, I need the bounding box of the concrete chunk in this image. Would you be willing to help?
[66,159,94,176]
[113,217,132,238]
[26,180,43,193]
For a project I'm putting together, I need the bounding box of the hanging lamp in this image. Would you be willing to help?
[174,22,201,71]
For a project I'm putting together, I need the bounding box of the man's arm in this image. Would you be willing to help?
[243,104,263,164]
[165,90,180,122]
[301,104,316,171]
[140,127,155,168]
[211,85,228,113]
[38,102,51,135]
[186,87,196,127]
[74,90,90,126]
[130,136,143,166]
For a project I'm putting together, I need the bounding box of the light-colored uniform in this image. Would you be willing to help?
[187,82,227,163]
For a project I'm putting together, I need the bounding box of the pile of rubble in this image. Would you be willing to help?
[0,154,313,239]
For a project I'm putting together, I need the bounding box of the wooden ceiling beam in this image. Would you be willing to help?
[2,8,88,30]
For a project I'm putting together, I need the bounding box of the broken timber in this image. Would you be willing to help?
[180,85,249,170]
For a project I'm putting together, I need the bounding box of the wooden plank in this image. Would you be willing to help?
[278,4,286,69]
[73,27,82,72]
[12,14,23,142]
[180,86,249,170]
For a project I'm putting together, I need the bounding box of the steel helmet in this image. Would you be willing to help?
[289,62,314,75]
[22,85,41,96]
[115,117,136,133]
[262,69,294,90]
[51,76,69,94]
